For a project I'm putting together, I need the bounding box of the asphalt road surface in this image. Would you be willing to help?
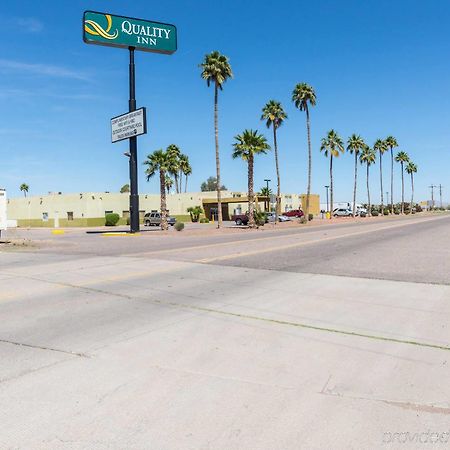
[1,214,450,449]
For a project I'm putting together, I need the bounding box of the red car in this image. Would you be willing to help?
[283,209,304,218]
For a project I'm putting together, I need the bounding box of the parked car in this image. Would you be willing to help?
[283,209,304,218]
[231,213,249,226]
[144,211,176,226]
[278,214,292,222]
[333,208,353,217]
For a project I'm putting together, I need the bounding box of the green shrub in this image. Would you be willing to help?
[174,221,184,231]
[126,217,130,225]
[300,216,307,224]
[253,210,266,227]
[199,217,210,223]
[105,213,120,226]
[187,206,203,222]
[372,211,379,217]
[308,213,314,221]
[383,208,389,215]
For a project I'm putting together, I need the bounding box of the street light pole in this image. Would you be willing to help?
[264,178,271,212]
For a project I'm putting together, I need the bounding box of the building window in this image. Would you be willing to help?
[42,212,48,221]
[122,210,130,219]
[67,212,74,221]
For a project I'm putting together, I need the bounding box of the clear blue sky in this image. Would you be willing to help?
[1,0,449,204]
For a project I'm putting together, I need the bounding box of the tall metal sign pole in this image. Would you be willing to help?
[128,48,139,232]
[83,11,177,232]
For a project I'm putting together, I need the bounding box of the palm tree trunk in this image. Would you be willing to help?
[379,151,383,214]
[273,125,281,218]
[401,162,405,214]
[160,170,168,231]
[353,151,358,217]
[410,173,414,213]
[329,154,333,219]
[179,170,183,193]
[214,82,222,228]
[367,164,371,217]
[305,106,312,219]
[390,147,394,213]
[173,174,179,194]
[185,175,188,193]
[248,154,255,228]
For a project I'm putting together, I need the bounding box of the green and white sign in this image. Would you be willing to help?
[83,11,177,54]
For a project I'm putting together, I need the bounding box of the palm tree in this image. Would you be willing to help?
[346,134,366,217]
[261,100,287,216]
[179,154,192,193]
[385,136,398,213]
[165,175,173,194]
[259,186,273,211]
[166,144,181,193]
[143,149,172,230]
[320,130,344,217]
[232,130,270,227]
[20,183,29,197]
[395,151,410,214]
[360,146,377,216]
[405,161,418,213]
[374,138,388,214]
[292,83,316,219]
[200,51,233,228]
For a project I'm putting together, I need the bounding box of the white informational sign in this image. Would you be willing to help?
[111,107,147,143]
[0,189,7,231]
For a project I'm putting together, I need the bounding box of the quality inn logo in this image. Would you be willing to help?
[84,14,118,40]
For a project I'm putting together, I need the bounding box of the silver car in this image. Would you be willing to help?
[333,208,352,217]
[144,211,176,226]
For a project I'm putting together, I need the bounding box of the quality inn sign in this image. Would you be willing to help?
[83,11,177,54]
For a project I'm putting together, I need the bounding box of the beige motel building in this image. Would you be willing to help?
[6,190,320,227]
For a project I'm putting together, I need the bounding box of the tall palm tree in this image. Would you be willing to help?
[165,175,173,194]
[143,149,171,230]
[20,183,29,197]
[405,161,418,213]
[261,100,287,217]
[180,155,192,193]
[385,136,398,213]
[320,130,344,217]
[346,134,366,217]
[395,151,410,214]
[166,144,181,193]
[374,138,388,214]
[360,146,377,216]
[232,130,270,227]
[292,83,316,219]
[200,51,233,228]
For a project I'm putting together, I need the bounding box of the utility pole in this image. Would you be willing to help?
[429,184,436,210]
[439,184,443,209]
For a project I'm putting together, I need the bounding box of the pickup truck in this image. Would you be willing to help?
[144,211,176,227]
[231,213,249,226]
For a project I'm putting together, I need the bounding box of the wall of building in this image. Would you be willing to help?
[7,191,319,226]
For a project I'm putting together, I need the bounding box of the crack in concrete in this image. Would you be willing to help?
[0,338,89,358]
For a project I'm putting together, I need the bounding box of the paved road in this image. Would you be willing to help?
[1,214,449,449]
